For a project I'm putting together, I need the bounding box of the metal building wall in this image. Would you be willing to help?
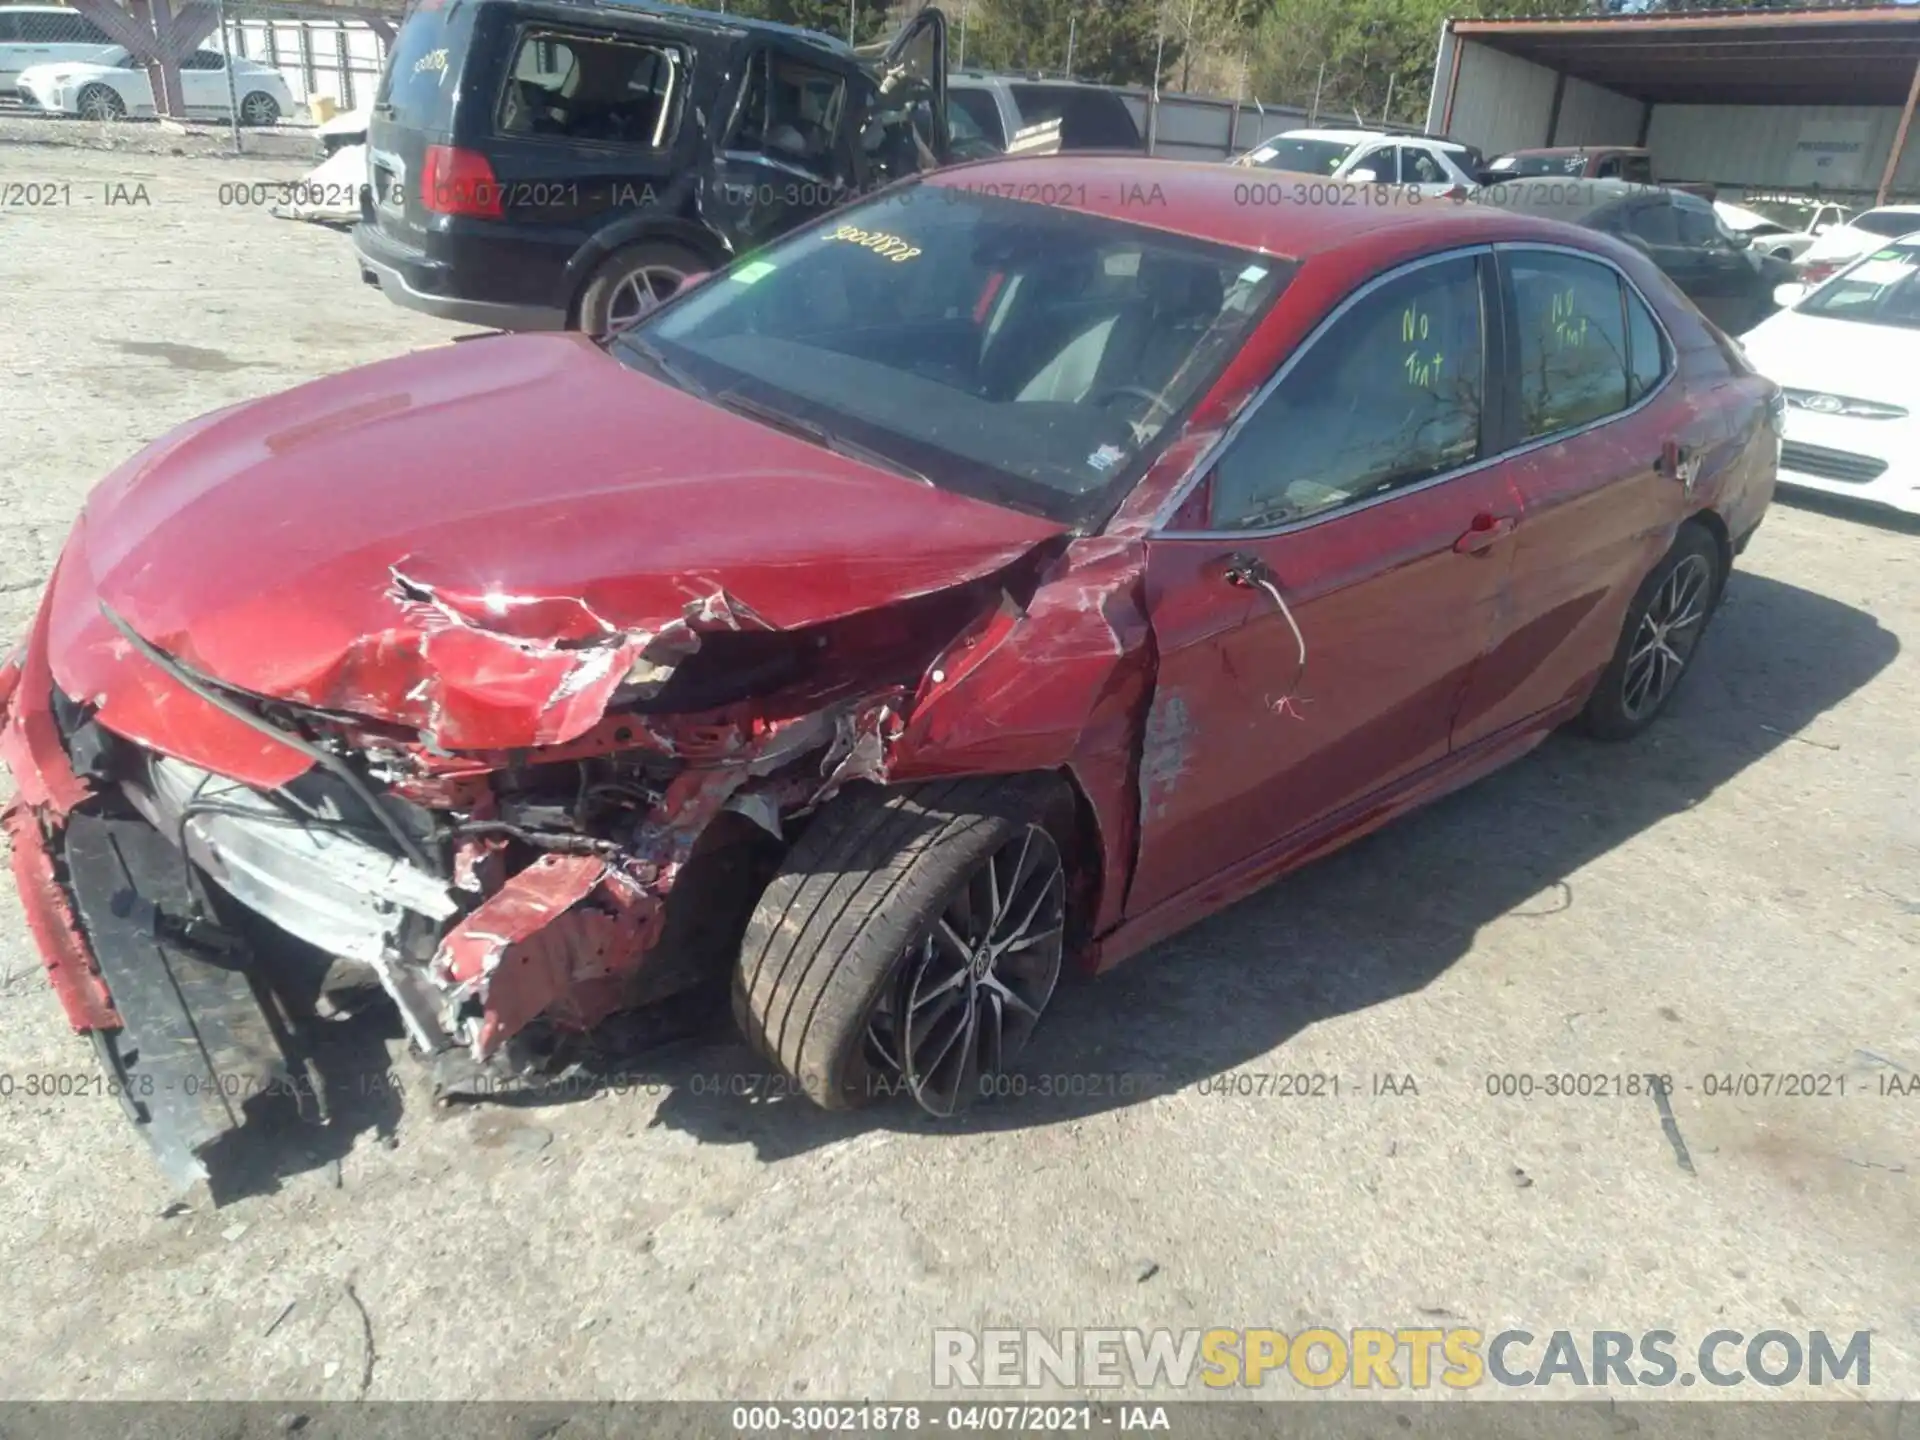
[1557,75,1642,148]
[1647,103,1920,198]
[1442,40,1559,154]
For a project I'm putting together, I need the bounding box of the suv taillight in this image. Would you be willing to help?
[420,145,502,219]
[1800,259,1839,285]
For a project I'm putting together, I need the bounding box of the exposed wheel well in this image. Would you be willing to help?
[1683,508,1733,593]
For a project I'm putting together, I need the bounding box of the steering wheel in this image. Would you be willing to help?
[1092,385,1164,412]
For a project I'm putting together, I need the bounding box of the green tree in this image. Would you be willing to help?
[962,0,1179,86]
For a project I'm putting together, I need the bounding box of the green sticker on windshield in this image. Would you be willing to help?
[1871,249,1903,260]
[731,259,777,285]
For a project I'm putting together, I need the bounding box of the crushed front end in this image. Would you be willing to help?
[0,547,1030,1194]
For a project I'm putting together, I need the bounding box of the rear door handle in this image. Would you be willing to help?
[1453,513,1516,554]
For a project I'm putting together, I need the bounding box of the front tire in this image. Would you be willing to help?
[1578,525,1722,741]
[733,777,1069,1117]
[575,240,707,336]
[77,84,125,122]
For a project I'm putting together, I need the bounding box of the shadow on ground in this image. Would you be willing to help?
[203,568,1898,1190]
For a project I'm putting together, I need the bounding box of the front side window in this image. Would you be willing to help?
[950,88,1004,148]
[1349,147,1399,183]
[1208,254,1484,531]
[1509,251,1633,439]
[1676,201,1731,250]
[627,186,1292,528]
[1622,154,1654,184]
[727,48,847,179]
[181,50,224,70]
[496,30,682,146]
[1627,200,1679,246]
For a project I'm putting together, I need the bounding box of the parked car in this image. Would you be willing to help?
[1486,146,1714,202]
[0,4,113,94]
[947,71,1143,152]
[1473,178,1793,335]
[1796,204,1920,285]
[15,45,290,124]
[0,157,1777,1189]
[1234,127,1482,196]
[353,0,951,335]
[1742,234,1920,517]
[1714,197,1852,264]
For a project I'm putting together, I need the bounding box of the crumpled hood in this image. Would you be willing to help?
[45,333,1064,784]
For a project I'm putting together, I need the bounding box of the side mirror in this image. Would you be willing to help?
[1773,281,1809,308]
[1347,167,1380,184]
[1728,231,1751,250]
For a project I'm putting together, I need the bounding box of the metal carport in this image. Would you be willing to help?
[1429,5,1920,205]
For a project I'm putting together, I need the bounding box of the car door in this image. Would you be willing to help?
[1620,195,1704,301]
[485,24,693,238]
[705,41,861,254]
[856,6,952,179]
[1451,244,1698,749]
[178,50,225,115]
[1673,194,1755,329]
[1127,248,1523,919]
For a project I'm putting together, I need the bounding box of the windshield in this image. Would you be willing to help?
[1239,138,1355,175]
[1798,244,1920,329]
[1490,153,1586,178]
[625,186,1293,528]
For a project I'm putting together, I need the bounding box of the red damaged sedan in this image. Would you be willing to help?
[0,157,1777,1189]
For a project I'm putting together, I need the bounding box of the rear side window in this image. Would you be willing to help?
[1508,251,1634,439]
[1626,283,1668,401]
[1210,254,1485,530]
[1622,154,1653,184]
[375,0,476,126]
[0,14,20,40]
[950,87,1004,148]
[496,29,684,147]
[1009,84,1140,149]
[1404,149,1449,185]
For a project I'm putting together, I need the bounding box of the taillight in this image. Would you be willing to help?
[1800,260,1838,285]
[420,144,502,219]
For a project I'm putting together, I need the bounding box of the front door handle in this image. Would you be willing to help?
[1453,512,1516,554]
[1658,440,1701,492]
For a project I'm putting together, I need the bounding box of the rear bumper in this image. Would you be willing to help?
[352,222,566,332]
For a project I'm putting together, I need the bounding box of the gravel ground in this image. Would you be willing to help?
[0,141,1916,1407]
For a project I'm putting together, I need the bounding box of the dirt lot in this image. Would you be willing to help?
[0,140,1916,1405]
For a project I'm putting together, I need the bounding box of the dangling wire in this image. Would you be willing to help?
[1251,573,1310,720]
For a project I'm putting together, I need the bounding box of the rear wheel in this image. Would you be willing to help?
[733,777,1069,1117]
[77,84,125,122]
[576,240,707,337]
[1578,525,1722,741]
[239,91,281,127]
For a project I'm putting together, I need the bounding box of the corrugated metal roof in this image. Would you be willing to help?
[1449,4,1920,106]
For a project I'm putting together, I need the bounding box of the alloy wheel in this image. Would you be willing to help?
[240,92,279,127]
[603,265,686,333]
[78,87,124,122]
[1622,553,1712,720]
[867,824,1066,1118]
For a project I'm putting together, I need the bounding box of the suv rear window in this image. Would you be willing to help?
[375,0,477,127]
[1008,84,1140,150]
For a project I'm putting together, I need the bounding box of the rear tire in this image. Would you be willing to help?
[77,84,125,122]
[239,91,281,128]
[1577,524,1723,741]
[576,240,707,336]
[733,777,1070,1117]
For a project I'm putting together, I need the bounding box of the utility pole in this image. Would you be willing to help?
[847,0,856,44]
[1308,60,1324,126]
[1064,16,1075,78]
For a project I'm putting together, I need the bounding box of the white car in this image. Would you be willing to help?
[16,46,291,125]
[1795,204,1920,284]
[0,5,115,93]
[1233,128,1482,196]
[1714,198,1851,264]
[1741,234,1920,517]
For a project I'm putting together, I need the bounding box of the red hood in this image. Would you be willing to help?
[45,333,1063,784]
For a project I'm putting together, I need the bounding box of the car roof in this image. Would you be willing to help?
[516,0,852,52]
[1471,177,1676,222]
[1500,145,1644,158]
[1860,205,1920,216]
[923,155,1619,257]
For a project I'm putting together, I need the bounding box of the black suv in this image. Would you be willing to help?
[354,0,952,333]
